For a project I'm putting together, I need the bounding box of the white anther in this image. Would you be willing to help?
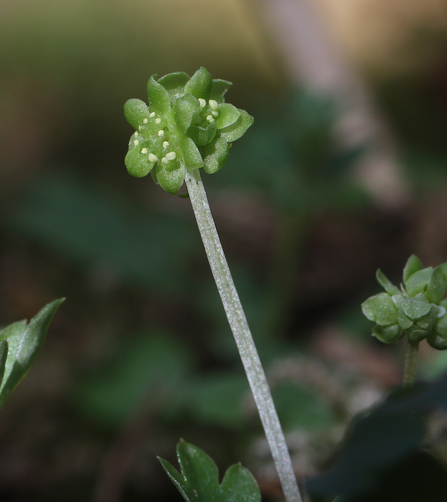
[198,98,206,108]
[163,141,170,149]
[150,112,156,118]
[211,110,219,117]
[206,115,214,123]
[135,131,139,136]
[148,153,158,163]
[133,139,140,146]
[141,148,148,154]
[161,157,169,165]
[209,99,218,110]
[155,117,161,124]
[158,129,164,137]
[143,118,148,124]
[166,151,176,161]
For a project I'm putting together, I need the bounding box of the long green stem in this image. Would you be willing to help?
[403,339,419,387]
[185,169,302,502]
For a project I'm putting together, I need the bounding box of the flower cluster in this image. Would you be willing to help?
[362,255,447,349]
[124,67,254,194]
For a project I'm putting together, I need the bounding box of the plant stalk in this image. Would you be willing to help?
[403,339,419,387]
[185,169,302,502]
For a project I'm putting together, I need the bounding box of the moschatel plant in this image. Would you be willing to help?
[362,255,447,386]
[124,67,303,502]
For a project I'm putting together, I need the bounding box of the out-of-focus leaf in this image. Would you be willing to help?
[7,172,198,296]
[158,440,260,502]
[0,299,64,408]
[73,331,193,427]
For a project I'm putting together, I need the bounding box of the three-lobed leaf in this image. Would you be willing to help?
[158,440,261,502]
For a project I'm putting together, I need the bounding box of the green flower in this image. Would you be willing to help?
[123,67,254,194]
[362,255,447,347]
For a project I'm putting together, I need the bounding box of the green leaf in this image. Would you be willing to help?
[158,72,190,102]
[182,137,204,169]
[124,99,151,130]
[361,293,398,326]
[158,440,261,502]
[0,341,8,387]
[202,136,230,174]
[219,109,254,142]
[376,269,400,296]
[147,75,171,114]
[403,255,423,284]
[184,67,212,99]
[425,265,446,304]
[210,79,232,103]
[405,267,433,297]
[173,94,200,133]
[155,162,186,195]
[124,146,155,177]
[0,299,64,408]
[219,464,261,502]
[215,104,240,130]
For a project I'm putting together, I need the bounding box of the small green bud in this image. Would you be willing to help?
[363,256,447,347]
[124,68,253,194]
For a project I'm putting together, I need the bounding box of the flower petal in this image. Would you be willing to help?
[182,137,204,169]
[202,136,230,174]
[218,109,254,142]
[155,162,186,194]
[215,103,240,129]
[125,147,155,177]
[124,99,151,130]
[147,75,171,114]
[158,72,190,103]
[184,67,212,100]
[210,79,232,103]
[173,94,200,133]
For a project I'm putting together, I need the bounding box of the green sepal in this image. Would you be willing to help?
[215,103,240,129]
[397,309,413,330]
[376,269,400,296]
[0,299,64,408]
[405,267,433,297]
[393,293,431,320]
[202,136,230,174]
[210,79,232,103]
[219,109,254,142]
[125,147,155,178]
[147,75,171,114]
[406,327,429,343]
[403,255,423,284]
[184,67,212,100]
[174,94,200,134]
[124,99,150,130]
[372,324,403,344]
[188,123,217,147]
[414,305,438,330]
[424,265,447,304]
[361,293,398,326]
[427,330,447,350]
[158,72,190,103]
[155,162,186,195]
[158,440,261,502]
[182,137,204,169]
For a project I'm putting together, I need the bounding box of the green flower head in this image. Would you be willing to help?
[123,67,254,194]
[362,255,447,347]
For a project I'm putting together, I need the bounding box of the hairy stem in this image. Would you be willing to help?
[403,339,419,387]
[185,169,302,502]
